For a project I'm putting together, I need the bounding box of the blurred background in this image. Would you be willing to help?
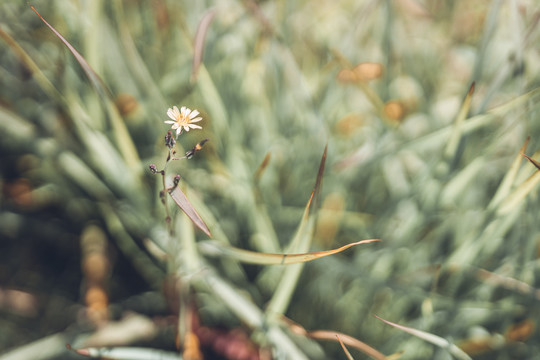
[1,0,540,359]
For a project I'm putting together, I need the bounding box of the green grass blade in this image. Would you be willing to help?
[374,315,472,360]
[405,87,540,153]
[71,347,182,360]
[198,238,378,265]
[191,9,216,82]
[201,273,310,360]
[496,167,540,215]
[444,82,475,162]
[265,145,327,318]
[57,151,114,200]
[488,137,529,210]
[0,26,63,102]
[30,5,142,175]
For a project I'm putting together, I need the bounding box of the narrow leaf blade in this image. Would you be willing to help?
[488,137,530,210]
[374,315,472,360]
[312,331,385,360]
[444,82,475,160]
[266,145,329,317]
[522,153,540,171]
[198,239,379,265]
[496,170,540,215]
[30,5,108,97]
[169,187,212,237]
[72,346,181,360]
[308,144,328,216]
[336,335,356,360]
[30,5,141,172]
[191,9,216,82]
[254,152,272,184]
[284,317,387,360]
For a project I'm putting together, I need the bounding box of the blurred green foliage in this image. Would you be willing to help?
[1,0,540,359]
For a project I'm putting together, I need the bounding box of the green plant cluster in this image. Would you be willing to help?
[1,1,540,359]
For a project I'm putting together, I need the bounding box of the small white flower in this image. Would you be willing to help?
[164,106,203,136]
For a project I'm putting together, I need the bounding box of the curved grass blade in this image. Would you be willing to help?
[169,186,212,237]
[522,153,540,171]
[0,27,62,102]
[496,169,540,215]
[71,347,182,360]
[473,266,540,299]
[58,152,114,200]
[30,5,141,174]
[374,315,472,360]
[444,82,475,162]
[243,0,275,36]
[30,5,108,98]
[488,137,530,210]
[306,144,327,217]
[493,148,540,216]
[265,145,327,317]
[284,317,387,360]
[405,87,540,153]
[98,203,164,288]
[440,157,486,207]
[470,0,502,93]
[336,335,355,360]
[250,152,282,254]
[177,207,200,273]
[0,105,36,142]
[111,0,168,113]
[203,273,310,360]
[0,332,70,360]
[191,9,216,82]
[315,332,385,360]
[253,152,272,184]
[198,238,379,265]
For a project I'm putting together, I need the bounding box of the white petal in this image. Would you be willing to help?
[188,124,202,129]
[167,108,176,120]
[189,110,200,118]
[164,120,176,124]
[171,106,181,119]
[190,117,202,123]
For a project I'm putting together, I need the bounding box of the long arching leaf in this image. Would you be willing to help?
[374,315,472,360]
[30,5,141,174]
[191,9,216,82]
[198,238,379,265]
[71,347,181,360]
[265,145,327,317]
